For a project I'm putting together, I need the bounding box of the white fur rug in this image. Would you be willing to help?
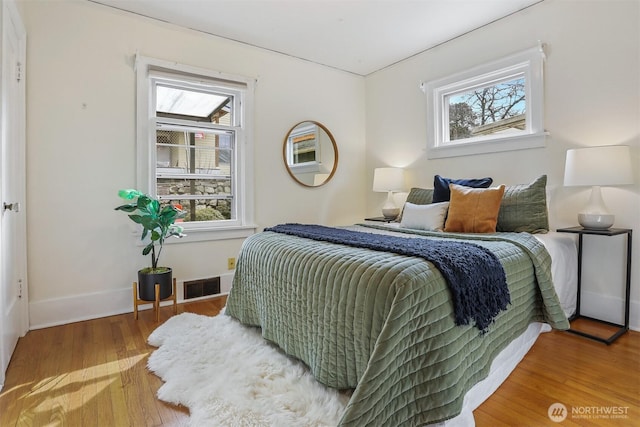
[147,312,349,426]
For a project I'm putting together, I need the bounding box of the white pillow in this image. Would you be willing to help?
[400,202,449,231]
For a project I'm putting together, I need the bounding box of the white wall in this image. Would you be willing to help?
[365,0,640,329]
[23,0,366,328]
[22,0,640,331]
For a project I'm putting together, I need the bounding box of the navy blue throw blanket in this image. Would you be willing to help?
[265,223,510,331]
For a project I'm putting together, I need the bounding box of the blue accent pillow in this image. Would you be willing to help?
[432,175,493,202]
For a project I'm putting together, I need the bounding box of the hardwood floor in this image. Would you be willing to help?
[1,298,637,426]
[0,298,226,427]
[475,318,639,426]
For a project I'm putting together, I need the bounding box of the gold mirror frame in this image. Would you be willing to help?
[283,121,338,187]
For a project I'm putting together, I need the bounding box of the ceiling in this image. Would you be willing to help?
[93,0,542,76]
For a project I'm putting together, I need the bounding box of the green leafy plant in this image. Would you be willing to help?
[115,189,186,272]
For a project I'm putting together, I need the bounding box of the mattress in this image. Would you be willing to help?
[534,231,578,318]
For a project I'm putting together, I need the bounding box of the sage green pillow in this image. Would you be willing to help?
[496,175,549,233]
[405,187,434,205]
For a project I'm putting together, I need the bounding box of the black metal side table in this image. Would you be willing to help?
[556,226,632,344]
[364,217,395,223]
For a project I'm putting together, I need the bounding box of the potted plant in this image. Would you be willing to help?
[115,189,186,301]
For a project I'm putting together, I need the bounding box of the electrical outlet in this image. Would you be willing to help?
[227,257,236,270]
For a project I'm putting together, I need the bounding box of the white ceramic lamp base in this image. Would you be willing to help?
[382,207,400,220]
[578,186,615,229]
[578,213,615,229]
[381,191,399,220]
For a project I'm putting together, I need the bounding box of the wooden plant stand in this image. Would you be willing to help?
[133,278,177,322]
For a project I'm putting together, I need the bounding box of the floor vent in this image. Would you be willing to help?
[183,277,221,300]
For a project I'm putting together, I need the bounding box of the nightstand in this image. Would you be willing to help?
[556,226,632,344]
[364,216,396,223]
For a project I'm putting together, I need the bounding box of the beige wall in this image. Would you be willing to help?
[22,0,366,326]
[365,0,640,328]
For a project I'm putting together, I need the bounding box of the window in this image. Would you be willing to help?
[423,45,547,159]
[285,122,320,173]
[136,55,255,240]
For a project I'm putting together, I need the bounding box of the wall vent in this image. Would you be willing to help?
[184,277,221,300]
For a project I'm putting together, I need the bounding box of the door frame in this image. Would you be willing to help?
[0,0,29,389]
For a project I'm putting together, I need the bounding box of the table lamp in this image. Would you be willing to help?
[563,145,633,229]
[373,167,405,219]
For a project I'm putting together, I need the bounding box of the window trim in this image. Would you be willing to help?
[135,54,256,241]
[423,45,548,159]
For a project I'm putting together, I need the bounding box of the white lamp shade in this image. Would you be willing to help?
[373,167,405,192]
[564,145,634,229]
[564,145,633,187]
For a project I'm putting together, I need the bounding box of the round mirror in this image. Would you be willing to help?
[283,121,338,187]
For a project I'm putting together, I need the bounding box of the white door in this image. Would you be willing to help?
[0,0,28,390]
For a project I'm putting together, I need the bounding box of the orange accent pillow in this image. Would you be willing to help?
[444,184,506,233]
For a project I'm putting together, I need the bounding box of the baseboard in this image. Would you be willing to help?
[29,277,639,333]
[28,273,234,330]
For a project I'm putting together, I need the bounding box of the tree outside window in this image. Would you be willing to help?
[448,77,526,141]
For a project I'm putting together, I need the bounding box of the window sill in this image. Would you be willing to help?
[134,224,256,245]
[174,224,257,243]
[427,131,548,159]
[289,162,320,173]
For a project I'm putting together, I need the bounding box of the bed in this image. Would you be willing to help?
[225,175,576,426]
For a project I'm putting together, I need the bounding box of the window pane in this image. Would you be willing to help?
[156,127,234,222]
[156,85,232,121]
[156,129,232,176]
[160,198,231,222]
[447,76,526,141]
[156,178,231,198]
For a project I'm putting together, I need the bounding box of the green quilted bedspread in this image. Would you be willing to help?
[225,224,569,426]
